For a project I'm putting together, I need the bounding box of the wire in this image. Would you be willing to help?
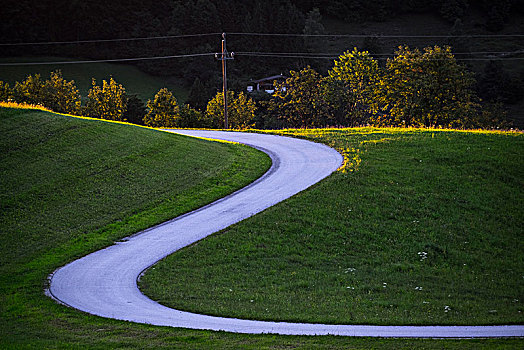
[229,32,524,38]
[237,53,338,59]
[237,50,524,56]
[0,53,216,66]
[0,33,222,46]
[3,49,522,66]
[235,52,524,61]
[2,31,523,46]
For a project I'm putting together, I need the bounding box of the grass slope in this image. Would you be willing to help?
[0,111,521,348]
[0,56,188,102]
[141,128,524,326]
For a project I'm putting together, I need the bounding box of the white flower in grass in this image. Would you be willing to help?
[444,305,451,312]
[417,252,428,261]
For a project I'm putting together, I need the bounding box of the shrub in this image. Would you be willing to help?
[44,70,81,115]
[178,104,209,128]
[376,46,479,128]
[0,81,12,102]
[124,94,147,125]
[85,77,127,121]
[13,74,46,105]
[206,91,256,129]
[143,88,180,128]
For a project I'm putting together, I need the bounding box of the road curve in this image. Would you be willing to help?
[48,130,524,338]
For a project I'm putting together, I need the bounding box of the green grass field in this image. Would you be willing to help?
[1,107,522,348]
[141,128,524,326]
[0,57,189,102]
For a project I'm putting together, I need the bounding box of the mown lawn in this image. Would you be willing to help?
[1,109,522,349]
[141,128,524,326]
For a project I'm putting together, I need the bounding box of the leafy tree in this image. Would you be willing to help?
[440,0,468,23]
[178,104,209,128]
[124,94,147,125]
[228,91,257,129]
[376,46,479,128]
[476,101,513,129]
[13,74,47,105]
[329,48,381,125]
[478,60,524,104]
[321,77,349,126]
[143,88,180,127]
[303,7,325,35]
[362,36,382,56]
[205,91,257,129]
[484,1,512,32]
[85,77,127,121]
[186,77,210,111]
[0,81,12,102]
[447,18,470,56]
[250,90,286,129]
[273,66,331,128]
[44,70,81,115]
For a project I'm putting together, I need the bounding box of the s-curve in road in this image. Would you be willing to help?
[48,130,524,338]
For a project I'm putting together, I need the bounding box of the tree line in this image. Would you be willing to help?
[2,0,523,82]
[255,46,511,129]
[0,70,256,129]
[0,45,516,130]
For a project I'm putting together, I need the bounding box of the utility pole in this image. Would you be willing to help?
[216,33,234,129]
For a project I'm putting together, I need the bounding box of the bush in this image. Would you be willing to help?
[376,46,479,128]
[44,70,81,115]
[205,91,256,129]
[85,77,127,121]
[143,88,180,128]
[178,104,209,128]
[0,81,11,102]
[124,95,147,125]
[329,48,381,126]
[271,66,331,128]
[13,74,46,105]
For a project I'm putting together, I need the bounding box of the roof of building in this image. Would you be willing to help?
[250,74,288,84]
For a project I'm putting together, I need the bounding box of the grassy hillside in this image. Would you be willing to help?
[0,57,189,102]
[0,106,275,348]
[0,108,521,348]
[141,128,524,326]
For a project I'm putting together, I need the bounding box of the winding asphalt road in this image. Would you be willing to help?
[48,130,524,338]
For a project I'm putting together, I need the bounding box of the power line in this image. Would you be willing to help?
[2,50,521,66]
[229,32,524,38]
[2,31,523,46]
[0,53,215,66]
[0,33,222,46]
[4,52,520,66]
[235,52,524,61]
[237,50,524,56]
[236,53,337,59]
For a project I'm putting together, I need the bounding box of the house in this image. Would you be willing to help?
[247,74,288,94]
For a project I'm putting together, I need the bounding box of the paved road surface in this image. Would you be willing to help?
[48,130,523,338]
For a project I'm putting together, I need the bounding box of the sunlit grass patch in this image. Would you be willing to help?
[0,101,54,112]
